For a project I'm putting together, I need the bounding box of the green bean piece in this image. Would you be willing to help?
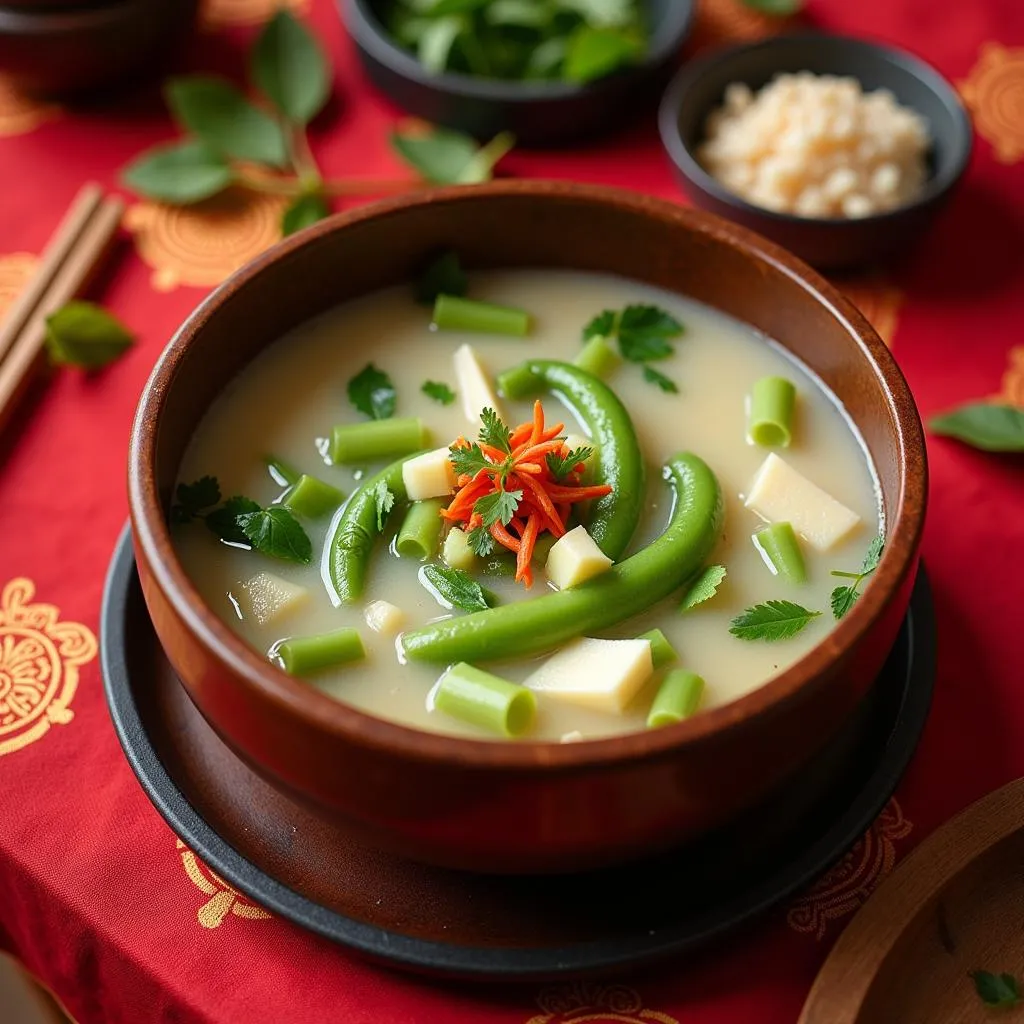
[327,451,426,603]
[330,417,429,464]
[647,670,705,728]
[496,359,644,560]
[574,335,621,378]
[434,662,536,737]
[402,453,723,664]
[265,454,302,487]
[396,499,444,560]
[273,628,365,676]
[638,628,678,669]
[748,376,796,447]
[432,294,532,337]
[279,474,345,518]
[753,521,806,583]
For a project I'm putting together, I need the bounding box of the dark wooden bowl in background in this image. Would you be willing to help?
[128,181,927,875]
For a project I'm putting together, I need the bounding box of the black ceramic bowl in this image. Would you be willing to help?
[659,33,973,270]
[342,0,694,147]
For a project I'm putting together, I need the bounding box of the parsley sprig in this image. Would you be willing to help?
[546,445,593,481]
[830,534,884,620]
[582,304,684,391]
[729,600,821,641]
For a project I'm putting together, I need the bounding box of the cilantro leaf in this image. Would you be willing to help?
[372,480,395,531]
[420,564,493,613]
[862,534,884,574]
[44,301,135,370]
[642,366,678,393]
[479,407,512,454]
[348,363,396,420]
[474,488,522,528]
[205,496,262,544]
[582,310,616,342]
[449,442,491,477]
[830,585,859,620]
[546,445,593,480]
[970,970,1022,1008]
[729,600,821,641]
[617,305,683,362]
[171,476,221,523]
[467,525,496,557]
[680,565,727,611]
[237,506,312,563]
[829,534,884,619]
[416,250,468,305]
[422,380,457,405]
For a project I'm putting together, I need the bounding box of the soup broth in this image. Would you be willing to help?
[175,269,881,741]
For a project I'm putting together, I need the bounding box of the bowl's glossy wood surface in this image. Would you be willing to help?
[128,182,927,873]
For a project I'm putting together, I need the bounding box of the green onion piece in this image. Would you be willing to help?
[574,334,621,378]
[279,474,345,518]
[637,628,678,669]
[647,670,705,728]
[432,294,531,337]
[433,662,536,737]
[748,376,796,447]
[396,499,444,560]
[330,417,429,464]
[273,628,365,676]
[265,454,301,487]
[753,521,806,583]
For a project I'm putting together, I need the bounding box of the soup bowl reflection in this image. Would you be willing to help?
[128,181,925,874]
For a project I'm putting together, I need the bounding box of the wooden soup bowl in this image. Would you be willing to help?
[128,182,926,874]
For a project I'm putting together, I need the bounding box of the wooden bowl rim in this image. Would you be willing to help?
[128,180,926,769]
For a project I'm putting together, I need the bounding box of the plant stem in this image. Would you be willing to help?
[290,126,323,187]
[236,171,426,199]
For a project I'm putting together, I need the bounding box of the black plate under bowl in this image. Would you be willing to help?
[101,526,935,981]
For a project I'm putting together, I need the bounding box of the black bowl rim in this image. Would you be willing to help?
[343,0,695,103]
[658,31,974,228]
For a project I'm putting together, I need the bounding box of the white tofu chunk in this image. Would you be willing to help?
[545,525,613,590]
[402,446,457,500]
[236,572,308,627]
[524,637,653,714]
[745,453,861,552]
[442,527,476,570]
[364,599,405,635]
[453,343,503,425]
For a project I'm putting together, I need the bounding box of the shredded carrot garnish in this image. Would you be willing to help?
[441,400,612,588]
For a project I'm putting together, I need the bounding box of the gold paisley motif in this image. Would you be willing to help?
[689,0,789,54]
[833,275,905,349]
[123,189,287,292]
[0,75,59,138]
[999,346,1024,406]
[959,43,1024,164]
[200,0,308,30]
[0,252,39,321]
[0,578,96,757]
[787,798,913,939]
[526,983,679,1024]
[176,840,271,929]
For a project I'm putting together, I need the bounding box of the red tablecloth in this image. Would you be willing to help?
[1,1,1022,1021]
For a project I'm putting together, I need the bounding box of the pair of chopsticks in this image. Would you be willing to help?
[0,183,125,435]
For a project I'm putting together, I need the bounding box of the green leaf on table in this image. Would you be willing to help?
[467,524,496,557]
[372,480,396,531]
[449,442,492,477]
[417,16,463,74]
[237,506,312,563]
[929,402,1024,452]
[44,301,134,370]
[415,250,467,304]
[391,127,514,184]
[205,495,261,544]
[420,563,492,612]
[643,366,679,393]
[251,10,330,126]
[474,487,522,528]
[165,76,289,168]
[282,191,331,236]
[563,25,643,83]
[171,476,222,523]
[479,406,513,454]
[348,363,397,420]
[729,600,821,641]
[970,970,1022,1009]
[121,140,235,204]
[680,565,727,611]
[737,0,804,15]
[422,380,457,405]
[546,445,593,480]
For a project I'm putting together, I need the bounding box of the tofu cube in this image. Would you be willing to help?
[745,453,861,551]
[364,599,405,635]
[402,446,457,500]
[442,527,476,570]
[524,637,653,714]
[453,343,504,425]
[546,525,613,590]
[236,572,308,627]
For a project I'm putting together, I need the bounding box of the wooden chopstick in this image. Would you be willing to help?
[0,189,124,436]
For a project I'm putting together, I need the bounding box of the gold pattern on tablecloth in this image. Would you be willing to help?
[176,840,271,928]
[786,798,913,939]
[0,252,39,321]
[0,579,95,757]
[834,275,904,348]
[526,983,679,1024]
[689,0,789,54]
[960,44,1024,164]
[0,76,59,138]
[124,189,287,291]
[999,346,1024,406]
[200,0,308,30]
